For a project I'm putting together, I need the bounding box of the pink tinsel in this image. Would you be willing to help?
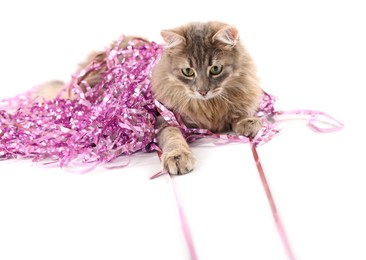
[0,36,281,169]
[0,37,163,167]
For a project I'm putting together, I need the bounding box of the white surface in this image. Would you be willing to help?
[1,1,365,259]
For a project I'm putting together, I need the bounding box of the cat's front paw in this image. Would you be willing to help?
[233,117,262,138]
[162,148,196,175]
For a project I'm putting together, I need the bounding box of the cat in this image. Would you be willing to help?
[151,21,262,174]
[39,21,263,175]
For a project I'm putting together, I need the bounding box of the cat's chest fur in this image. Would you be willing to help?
[177,98,232,132]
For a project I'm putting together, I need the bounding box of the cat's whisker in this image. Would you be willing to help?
[217,91,232,104]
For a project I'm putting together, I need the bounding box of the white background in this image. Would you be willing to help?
[0,0,365,259]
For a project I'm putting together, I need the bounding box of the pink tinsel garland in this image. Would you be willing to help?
[0,37,163,167]
[0,36,285,169]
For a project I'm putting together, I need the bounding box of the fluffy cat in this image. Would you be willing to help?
[39,21,263,175]
[152,21,262,174]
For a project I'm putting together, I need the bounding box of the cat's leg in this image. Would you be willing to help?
[232,117,262,138]
[157,126,195,175]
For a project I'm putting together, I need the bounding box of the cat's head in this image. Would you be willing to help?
[152,21,256,104]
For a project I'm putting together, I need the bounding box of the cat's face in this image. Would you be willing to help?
[156,22,241,101]
[168,46,237,100]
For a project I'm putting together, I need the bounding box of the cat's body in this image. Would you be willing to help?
[151,21,262,174]
[41,21,262,175]
[152,22,262,132]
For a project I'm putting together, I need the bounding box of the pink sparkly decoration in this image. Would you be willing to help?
[0,36,342,170]
[0,37,163,168]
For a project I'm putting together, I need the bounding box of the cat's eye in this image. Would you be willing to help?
[181,67,195,77]
[209,65,223,75]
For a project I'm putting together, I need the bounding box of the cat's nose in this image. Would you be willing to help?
[198,90,208,96]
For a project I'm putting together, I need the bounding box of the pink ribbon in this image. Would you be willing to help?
[150,153,198,260]
[251,142,295,260]
[168,173,198,260]
[277,109,344,133]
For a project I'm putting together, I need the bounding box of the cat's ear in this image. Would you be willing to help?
[161,30,186,48]
[212,26,239,48]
